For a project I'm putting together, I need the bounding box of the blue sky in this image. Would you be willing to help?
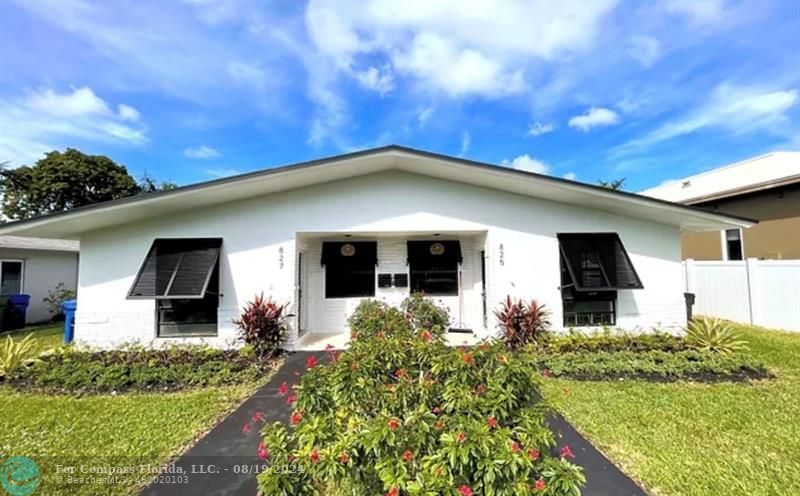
[0,0,798,191]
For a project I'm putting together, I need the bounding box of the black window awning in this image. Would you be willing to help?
[128,238,222,299]
[558,233,643,291]
[407,240,463,265]
[321,241,377,267]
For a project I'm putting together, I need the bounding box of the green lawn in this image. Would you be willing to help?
[1,323,65,353]
[0,324,271,496]
[540,324,800,496]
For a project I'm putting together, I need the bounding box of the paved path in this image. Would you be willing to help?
[142,351,646,496]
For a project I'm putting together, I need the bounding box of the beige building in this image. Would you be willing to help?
[641,152,800,260]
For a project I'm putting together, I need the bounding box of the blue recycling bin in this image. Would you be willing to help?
[62,299,77,344]
[6,294,31,330]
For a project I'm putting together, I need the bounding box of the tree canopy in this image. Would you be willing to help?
[0,148,177,221]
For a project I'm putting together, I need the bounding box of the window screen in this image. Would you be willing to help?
[557,233,643,291]
[725,229,743,261]
[0,261,23,294]
[128,238,222,299]
[407,240,461,296]
[322,241,377,298]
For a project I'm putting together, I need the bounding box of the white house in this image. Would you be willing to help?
[0,236,79,324]
[0,146,753,349]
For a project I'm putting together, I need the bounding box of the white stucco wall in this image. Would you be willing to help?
[74,170,686,349]
[0,248,79,323]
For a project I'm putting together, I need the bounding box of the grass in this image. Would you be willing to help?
[1,322,64,353]
[540,324,800,496]
[0,324,275,496]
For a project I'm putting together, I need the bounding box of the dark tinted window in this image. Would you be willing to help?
[408,241,461,296]
[322,242,377,298]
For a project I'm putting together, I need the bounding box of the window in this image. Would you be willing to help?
[724,229,743,260]
[128,238,222,337]
[407,241,461,296]
[0,260,23,294]
[322,241,377,298]
[558,233,643,327]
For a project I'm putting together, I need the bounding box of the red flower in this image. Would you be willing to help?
[257,442,269,461]
[310,448,320,463]
[487,417,498,429]
[475,384,487,395]
[560,445,575,459]
[432,406,441,415]
[387,418,400,431]
[395,368,408,379]
[252,411,264,423]
[402,450,414,462]
[242,423,251,433]
[534,479,546,491]
[528,449,540,461]
[510,440,521,453]
[278,382,289,396]
[338,452,349,464]
[421,330,433,342]
[290,410,303,425]
[387,486,399,496]
[456,432,466,443]
[286,394,297,405]
[462,353,474,365]
[459,485,473,496]
[542,368,551,377]
[306,355,318,369]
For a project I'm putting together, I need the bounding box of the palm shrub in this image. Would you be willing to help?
[233,293,288,360]
[685,318,748,354]
[258,300,584,495]
[401,292,450,331]
[0,334,39,379]
[495,297,551,349]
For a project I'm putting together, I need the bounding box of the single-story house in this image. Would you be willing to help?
[0,146,753,349]
[0,236,79,324]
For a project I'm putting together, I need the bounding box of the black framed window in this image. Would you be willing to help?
[127,238,222,337]
[558,233,642,327]
[322,242,377,298]
[407,241,461,296]
[0,260,23,294]
[725,229,743,260]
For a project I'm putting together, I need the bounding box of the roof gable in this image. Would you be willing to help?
[0,145,754,239]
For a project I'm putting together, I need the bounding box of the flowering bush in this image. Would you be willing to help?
[495,296,551,349]
[401,292,451,331]
[258,300,584,495]
[233,293,289,360]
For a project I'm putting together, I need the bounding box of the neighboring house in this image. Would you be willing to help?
[0,236,79,324]
[0,146,751,349]
[641,152,800,261]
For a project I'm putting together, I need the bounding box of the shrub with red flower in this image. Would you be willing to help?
[560,445,575,459]
[306,355,318,369]
[257,298,585,495]
[278,382,289,396]
[257,442,268,461]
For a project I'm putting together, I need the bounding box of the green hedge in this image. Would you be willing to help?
[8,345,270,393]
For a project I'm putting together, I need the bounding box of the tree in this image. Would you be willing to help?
[138,171,178,193]
[597,178,626,191]
[0,148,175,220]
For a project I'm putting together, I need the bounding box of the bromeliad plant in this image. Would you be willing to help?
[233,293,289,360]
[258,299,585,495]
[685,318,749,355]
[0,333,39,379]
[495,296,552,349]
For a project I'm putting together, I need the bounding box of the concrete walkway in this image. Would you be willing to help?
[141,351,646,496]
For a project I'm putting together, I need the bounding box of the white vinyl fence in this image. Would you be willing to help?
[683,259,800,332]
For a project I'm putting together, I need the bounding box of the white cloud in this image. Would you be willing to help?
[568,107,621,131]
[184,145,221,159]
[0,87,146,166]
[354,66,394,96]
[527,121,555,136]
[563,172,577,180]
[501,154,550,174]
[117,104,141,121]
[628,35,661,68]
[304,0,617,98]
[459,131,471,156]
[417,106,435,128]
[613,83,799,156]
[663,0,727,24]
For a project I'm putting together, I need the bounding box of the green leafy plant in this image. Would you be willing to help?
[495,296,551,349]
[543,329,687,354]
[42,283,77,317]
[0,333,39,379]
[233,293,289,360]
[401,292,450,331]
[685,318,749,355]
[258,301,585,495]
